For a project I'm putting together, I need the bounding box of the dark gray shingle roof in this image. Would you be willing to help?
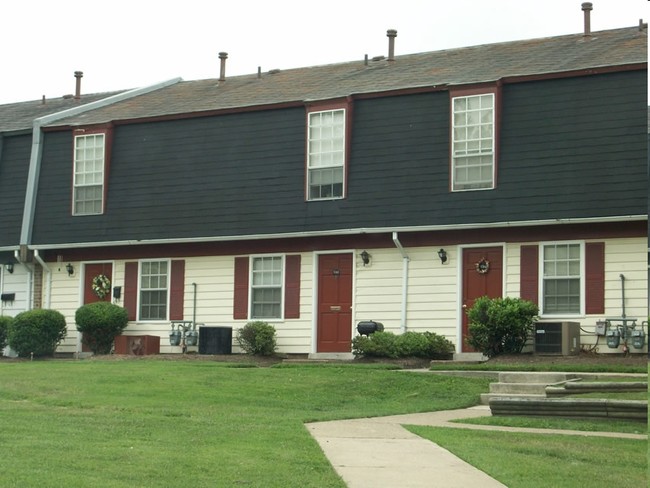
[4,26,646,130]
[0,91,125,133]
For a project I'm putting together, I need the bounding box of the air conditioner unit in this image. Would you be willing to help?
[534,322,581,355]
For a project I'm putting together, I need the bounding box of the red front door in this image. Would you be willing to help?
[83,263,113,304]
[82,263,113,352]
[317,254,353,353]
[462,247,503,352]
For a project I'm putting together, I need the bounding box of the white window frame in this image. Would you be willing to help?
[249,255,285,320]
[451,93,495,192]
[538,241,585,317]
[306,108,346,201]
[137,259,170,322]
[73,133,105,215]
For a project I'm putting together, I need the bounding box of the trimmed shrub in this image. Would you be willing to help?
[352,331,454,359]
[466,296,539,357]
[0,315,12,351]
[7,309,67,357]
[75,302,129,354]
[236,321,277,356]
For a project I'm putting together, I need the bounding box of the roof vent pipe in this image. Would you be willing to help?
[387,29,397,61]
[218,52,228,81]
[74,71,83,99]
[582,2,593,37]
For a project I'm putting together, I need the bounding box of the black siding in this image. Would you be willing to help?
[31,70,647,245]
[0,134,31,247]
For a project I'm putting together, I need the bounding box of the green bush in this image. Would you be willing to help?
[352,331,454,359]
[75,302,129,354]
[7,309,67,357]
[236,321,277,356]
[0,315,12,351]
[466,296,539,357]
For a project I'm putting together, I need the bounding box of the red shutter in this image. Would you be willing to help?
[284,255,301,319]
[124,262,138,321]
[585,242,605,314]
[169,260,185,320]
[520,245,539,304]
[233,257,249,320]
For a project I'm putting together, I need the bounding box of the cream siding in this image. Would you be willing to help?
[46,235,647,356]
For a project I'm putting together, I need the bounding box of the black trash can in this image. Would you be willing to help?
[199,326,233,354]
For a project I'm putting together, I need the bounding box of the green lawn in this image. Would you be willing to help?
[0,359,489,487]
[407,426,647,488]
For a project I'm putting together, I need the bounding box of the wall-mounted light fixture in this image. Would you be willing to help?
[437,248,448,264]
[66,263,75,277]
[5,263,14,274]
[360,250,371,266]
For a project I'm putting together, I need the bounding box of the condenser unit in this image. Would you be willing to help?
[534,322,581,355]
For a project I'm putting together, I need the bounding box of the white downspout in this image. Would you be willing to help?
[33,250,51,309]
[392,232,410,334]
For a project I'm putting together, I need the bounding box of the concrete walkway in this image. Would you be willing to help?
[306,405,646,488]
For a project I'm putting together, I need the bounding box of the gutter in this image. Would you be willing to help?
[19,77,183,247]
[392,232,410,334]
[27,214,648,250]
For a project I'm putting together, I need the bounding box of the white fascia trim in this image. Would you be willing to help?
[29,214,647,251]
[19,77,183,246]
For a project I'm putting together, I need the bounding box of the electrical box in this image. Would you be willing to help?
[595,321,607,336]
[534,322,581,355]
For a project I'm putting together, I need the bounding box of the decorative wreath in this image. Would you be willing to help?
[475,258,490,274]
[92,274,111,299]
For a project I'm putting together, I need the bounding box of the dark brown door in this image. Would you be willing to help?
[317,254,353,353]
[82,263,113,352]
[462,247,502,352]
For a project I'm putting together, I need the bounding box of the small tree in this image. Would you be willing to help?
[7,309,67,357]
[75,302,129,354]
[466,296,539,357]
[0,315,12,351]
[236,321,277,356]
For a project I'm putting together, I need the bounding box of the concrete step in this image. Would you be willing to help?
[308,353,354,361]
[489,397,648,421]
[480,393,545,405]
[498,372,579,384]
[546,381,648,396]
[489,383,550,395]
[452,352,488,362]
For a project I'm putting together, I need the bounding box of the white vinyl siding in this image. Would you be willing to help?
[73,134,105,215]
[452,94,494,191]
[251,256,283,319]
[307,109,345,200]
[139,260,169,321]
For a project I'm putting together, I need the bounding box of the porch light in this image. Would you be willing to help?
[360,250,371,266]
[438,249,448,264]
[5,263,13,274]
[66,263,75,276]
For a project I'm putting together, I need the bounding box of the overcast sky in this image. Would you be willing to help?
[1,0,647,105]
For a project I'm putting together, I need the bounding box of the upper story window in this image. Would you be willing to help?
[139,260,169,321]
[251,256,283,319]
[451,93,495,191]
[73,133,105,215]
[307,108,346,200]
[541,242,583,315]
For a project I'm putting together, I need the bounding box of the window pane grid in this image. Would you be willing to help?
[251,257,282,319]
[452,94,494,191]
[73,134,105,215]
[140,261,168,321]
[308,109,345,200]
[543,244,581,314]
